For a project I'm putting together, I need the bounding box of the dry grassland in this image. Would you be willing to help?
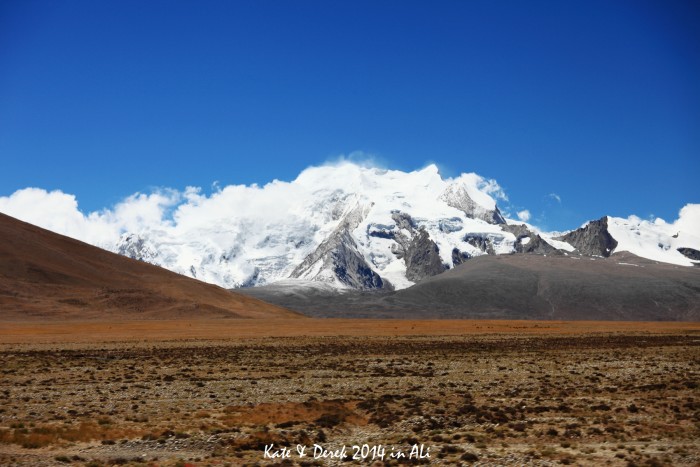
[0,320,698,466]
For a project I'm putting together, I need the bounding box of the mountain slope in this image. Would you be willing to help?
[0,212,300,321]
[108,166,700,290]
[2,163,698,292]
[239,252,700,321]
[111,164,525,289]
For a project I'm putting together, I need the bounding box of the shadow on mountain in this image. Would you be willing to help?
[239,253,700,321]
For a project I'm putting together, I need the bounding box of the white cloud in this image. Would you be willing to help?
[672,203,700,234]
[322,151,389,170]
[0,187,181,248]
[0,188,109,245]
[626,204,700,234]
[479,178,508,202]
[547,193,562,203]
[517,210,531,222]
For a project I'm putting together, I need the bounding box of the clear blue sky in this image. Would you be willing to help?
[1,0,698,230]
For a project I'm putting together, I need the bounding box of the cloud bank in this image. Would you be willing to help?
[0,162,509,251]
[0,187,181,248]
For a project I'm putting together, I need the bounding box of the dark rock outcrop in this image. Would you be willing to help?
[502,224,558,255]
[391,211,416,231]
[451,248,471,266]
[464,234,496,255]
[678,247,700,261]
[404,229,448,282]
[291,204,387,290]
[439,184,506,224]
[387,212,449,282]
[332,231,386,289]
[388,212,416,261]
[558,217,618,257]
[491,207,507,225]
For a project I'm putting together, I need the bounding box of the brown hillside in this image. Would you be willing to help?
[0,212,300,320]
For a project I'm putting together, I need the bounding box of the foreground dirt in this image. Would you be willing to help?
[0,324,698,466]
[1,319,698,344]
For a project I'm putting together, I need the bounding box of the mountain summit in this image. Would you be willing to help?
[113,163,521,289]
[112,163,699,290]
[2,163,698,291]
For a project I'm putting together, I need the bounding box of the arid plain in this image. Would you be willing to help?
[1,320,698,466]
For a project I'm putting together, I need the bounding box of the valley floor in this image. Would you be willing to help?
[0,321,698,466]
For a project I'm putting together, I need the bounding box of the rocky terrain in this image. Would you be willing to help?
[0,325,698,466]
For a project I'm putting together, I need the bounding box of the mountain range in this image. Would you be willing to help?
[108,164,699,291]
[1,163,698,321]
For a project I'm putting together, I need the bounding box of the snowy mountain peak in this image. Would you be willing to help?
[108,163,511,289]
[2,162,698,291]
[440,180,505,224]
[606,212,700,267]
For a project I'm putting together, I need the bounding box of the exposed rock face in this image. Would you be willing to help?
[330,230,386,289]
[502,224,558,255]
[404,229,448,282]
[387,212,415,261]
[116,234,158,263]
[391,211,416,231]
[291,204,387,290]
[559,217,618,257]
[384,212,448,282]
[677,247,700,261]
[439,183,506,224]
[464,234,496,255]
[451,248,471,266]
[501,224,529,239]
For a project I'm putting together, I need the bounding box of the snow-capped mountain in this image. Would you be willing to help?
[113,163,517,289]
[1,162,698,291]
[109,163,700,290]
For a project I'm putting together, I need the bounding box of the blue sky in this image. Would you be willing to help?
[1,0,698,230]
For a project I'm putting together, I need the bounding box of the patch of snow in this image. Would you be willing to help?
[541,237,575,252]
[608,207,700,267]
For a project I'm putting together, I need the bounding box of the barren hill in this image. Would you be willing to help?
[0,212,300,321]
[241,253,700,321]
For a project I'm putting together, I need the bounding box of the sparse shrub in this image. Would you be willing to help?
[315,413,343,428]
